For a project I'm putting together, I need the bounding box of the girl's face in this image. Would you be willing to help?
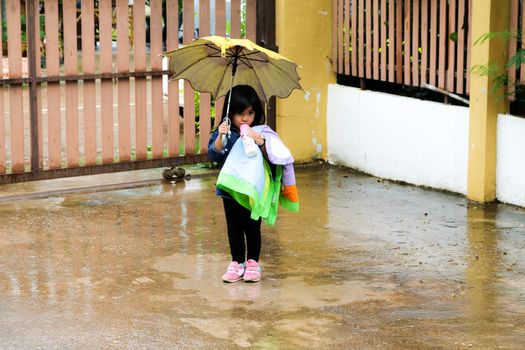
[232,106,256,129]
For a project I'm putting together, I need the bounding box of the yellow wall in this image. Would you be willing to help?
[275,0,336,161]
[467,1,510,202]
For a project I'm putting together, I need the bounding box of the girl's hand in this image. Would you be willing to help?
[245,127,265,146]
[218,120,230,135]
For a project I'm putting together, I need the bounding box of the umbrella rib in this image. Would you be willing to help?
[264,59,303,89]
[237,55,269,68]
[238,51,263,58]
[215,47,270,64]
[204,43,221,52]
[236,51,300,89]
[165,42,220,62]
[238,56,269,64]
[243,60,269,102]
[237,56,253,68]
[215,58,234,97]
[169,55,225,79]
[245,58,270,63]
[237,51,270,63]
[241,55,301,100]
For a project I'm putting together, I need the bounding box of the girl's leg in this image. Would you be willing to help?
[223,198,246,263]
[243,216,262,282]
[244,215,262,262]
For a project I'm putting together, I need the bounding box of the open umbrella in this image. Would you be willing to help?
[162,36,302,144]
[163,35,302,102]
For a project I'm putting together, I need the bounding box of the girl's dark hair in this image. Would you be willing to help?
[220,85,265,131]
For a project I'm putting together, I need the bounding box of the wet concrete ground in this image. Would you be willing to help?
[0,166,524,349]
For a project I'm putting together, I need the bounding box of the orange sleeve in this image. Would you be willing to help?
[280,185,299,202]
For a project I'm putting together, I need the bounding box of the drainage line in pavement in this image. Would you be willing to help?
[0,172,218,203]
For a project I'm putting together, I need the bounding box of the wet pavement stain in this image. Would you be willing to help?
[0,166,524,349]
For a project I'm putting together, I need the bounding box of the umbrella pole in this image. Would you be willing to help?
[221,74,234,146]
[221,54,239,146]
[224,74,234,127]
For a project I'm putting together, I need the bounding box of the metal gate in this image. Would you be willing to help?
[0,0,275,184]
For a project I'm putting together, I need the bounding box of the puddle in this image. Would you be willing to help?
[0,167,523,348]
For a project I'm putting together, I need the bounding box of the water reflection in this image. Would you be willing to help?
[465,203,501,347]
[0,181,228,314]
[269,168,331,281]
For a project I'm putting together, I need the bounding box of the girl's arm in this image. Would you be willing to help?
[208,131,225,162]
[259,142,269,160]
[208,121,231,162]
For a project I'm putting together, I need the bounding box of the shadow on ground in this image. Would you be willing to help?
[0,166,524,349]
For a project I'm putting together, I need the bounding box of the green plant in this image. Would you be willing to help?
[226,0,247,38]
[2,15,45,43]
[194,92,216,135]
[1,19,5,43]
[471,31,525,100]
[241,0,247,38]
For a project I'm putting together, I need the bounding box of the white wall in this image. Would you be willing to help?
[327,84,525,207]
[327,84,469,194]
[497,114,525,207]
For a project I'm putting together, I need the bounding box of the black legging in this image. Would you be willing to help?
[222,197,262,263]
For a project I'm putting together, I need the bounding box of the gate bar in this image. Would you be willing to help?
[26,0,39,172]
[0,154,209,185]
[0,170,219,204]
[0,70,172,85]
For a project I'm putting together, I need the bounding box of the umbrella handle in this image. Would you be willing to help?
[221,117,231,147]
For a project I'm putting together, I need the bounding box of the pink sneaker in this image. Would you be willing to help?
[243,259,262,282]
[222,261,245,283]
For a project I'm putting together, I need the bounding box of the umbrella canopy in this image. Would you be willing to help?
[162,36,302,102]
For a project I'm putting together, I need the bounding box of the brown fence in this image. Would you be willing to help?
[506,0,525,100]
[333,0,474,95]
[0,0,269,184]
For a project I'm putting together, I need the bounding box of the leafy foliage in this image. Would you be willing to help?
[472,31,525,101]
[506,49,525,68]
[473,31,520,46]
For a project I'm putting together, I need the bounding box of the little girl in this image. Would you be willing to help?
[209,85,299,283]
[208,85,267,283]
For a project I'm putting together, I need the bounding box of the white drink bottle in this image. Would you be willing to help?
[240,124,258,157]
